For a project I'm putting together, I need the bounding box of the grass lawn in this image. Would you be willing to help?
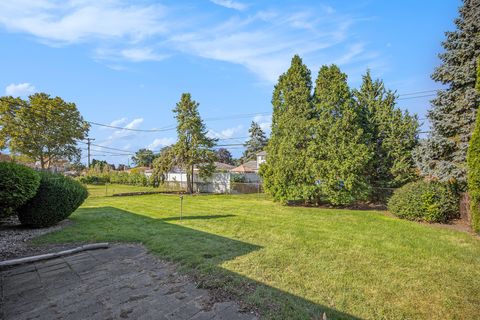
[35,185,480,319]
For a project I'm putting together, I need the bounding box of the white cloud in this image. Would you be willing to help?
[0,1,167,44]
[120,48,169,62]
[99,117,145,146]
[0,2,380,83]
[253,114,271,133]
[147,137,175,150]
[208,125,243,139]
[124,118,144,130]
[210,0,247,11]
[110,117,128,127]
[5,82,36,96]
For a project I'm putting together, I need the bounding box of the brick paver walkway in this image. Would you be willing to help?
[0,244,256,320]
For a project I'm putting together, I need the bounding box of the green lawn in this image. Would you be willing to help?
[35,185,480,319]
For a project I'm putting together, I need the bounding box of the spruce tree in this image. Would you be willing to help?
[261,55,314,202]
[172,93,216,193]
[354,71,419,197]
[414,0,480,186]
[242,121,268,162]
[308,65,371,205]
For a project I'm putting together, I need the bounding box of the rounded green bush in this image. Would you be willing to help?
[0,162,40,218]
[18,171,88,227]
[388,180,459,223]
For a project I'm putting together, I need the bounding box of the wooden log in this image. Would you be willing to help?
[0,243,109,268]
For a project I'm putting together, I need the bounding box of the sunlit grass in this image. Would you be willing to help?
[36,186,480,319]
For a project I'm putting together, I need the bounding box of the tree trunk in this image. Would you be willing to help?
[191,165,195,193]
[186,166,193,194]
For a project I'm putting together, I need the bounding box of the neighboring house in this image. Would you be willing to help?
[230,151,267,183]
[160,162,235,193]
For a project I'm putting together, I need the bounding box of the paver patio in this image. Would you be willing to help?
[0,244,256,320]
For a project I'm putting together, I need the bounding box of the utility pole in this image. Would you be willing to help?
[86,137,95,168]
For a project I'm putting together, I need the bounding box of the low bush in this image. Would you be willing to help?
[0,162,40,218]
[18,172,88,227]
[388,180,459,223]
[77,174,109,185]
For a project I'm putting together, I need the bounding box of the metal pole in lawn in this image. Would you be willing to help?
[180,195,183,221]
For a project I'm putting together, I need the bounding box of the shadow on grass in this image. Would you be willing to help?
[41,206,361,320]
[160,214,236,221]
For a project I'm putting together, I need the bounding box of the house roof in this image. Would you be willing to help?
[257,151,267,156]
[214,162,235,171]
[231,160,257,173]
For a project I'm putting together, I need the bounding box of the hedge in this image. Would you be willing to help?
[388,180,459,223]
[78,171,156,187]
[18,171,88,227]
[0,162,40,219]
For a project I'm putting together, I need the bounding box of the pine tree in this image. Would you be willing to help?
[354,71,419,197]
[261,55,314,202]
[172,93,216,193]
[308,65,371,205]
[414,0,480,186]
[242,121,268,162]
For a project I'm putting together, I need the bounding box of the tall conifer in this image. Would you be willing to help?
[261,55,314,202]
[414,0,480,186]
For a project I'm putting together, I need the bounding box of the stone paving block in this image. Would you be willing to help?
[0,245,256,320]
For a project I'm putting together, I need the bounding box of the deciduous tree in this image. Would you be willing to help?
[131,148,155,167]
[0,93,89,169]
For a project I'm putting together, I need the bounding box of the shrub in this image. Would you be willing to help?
[18,172,88,227]
[0,162,40,218]
[77,174,109,185]
[388,180,459,223]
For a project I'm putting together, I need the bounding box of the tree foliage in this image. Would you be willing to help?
[152,145,176,184]
[262,56,420,205]
[354,71,419,192]
[242,121,268,162]
[261,55,314,202]
[307,65,371,205]
[215,147,234,165]
[0,93,89,168]
[171,93,216,193]
[414,0,480,186]
[131,148,156,167]
[467,56,480,232]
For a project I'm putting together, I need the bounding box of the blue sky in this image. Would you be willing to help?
[0,0,460,165]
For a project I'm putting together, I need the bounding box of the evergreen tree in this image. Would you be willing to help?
[308,65,371,205]
[467,56,480,232]
[354,71,419,195]
[172,93,216,193]
[215,148,234,165]
[414,0,480,186]
[242,121,268,162]
[261,55,314,202]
